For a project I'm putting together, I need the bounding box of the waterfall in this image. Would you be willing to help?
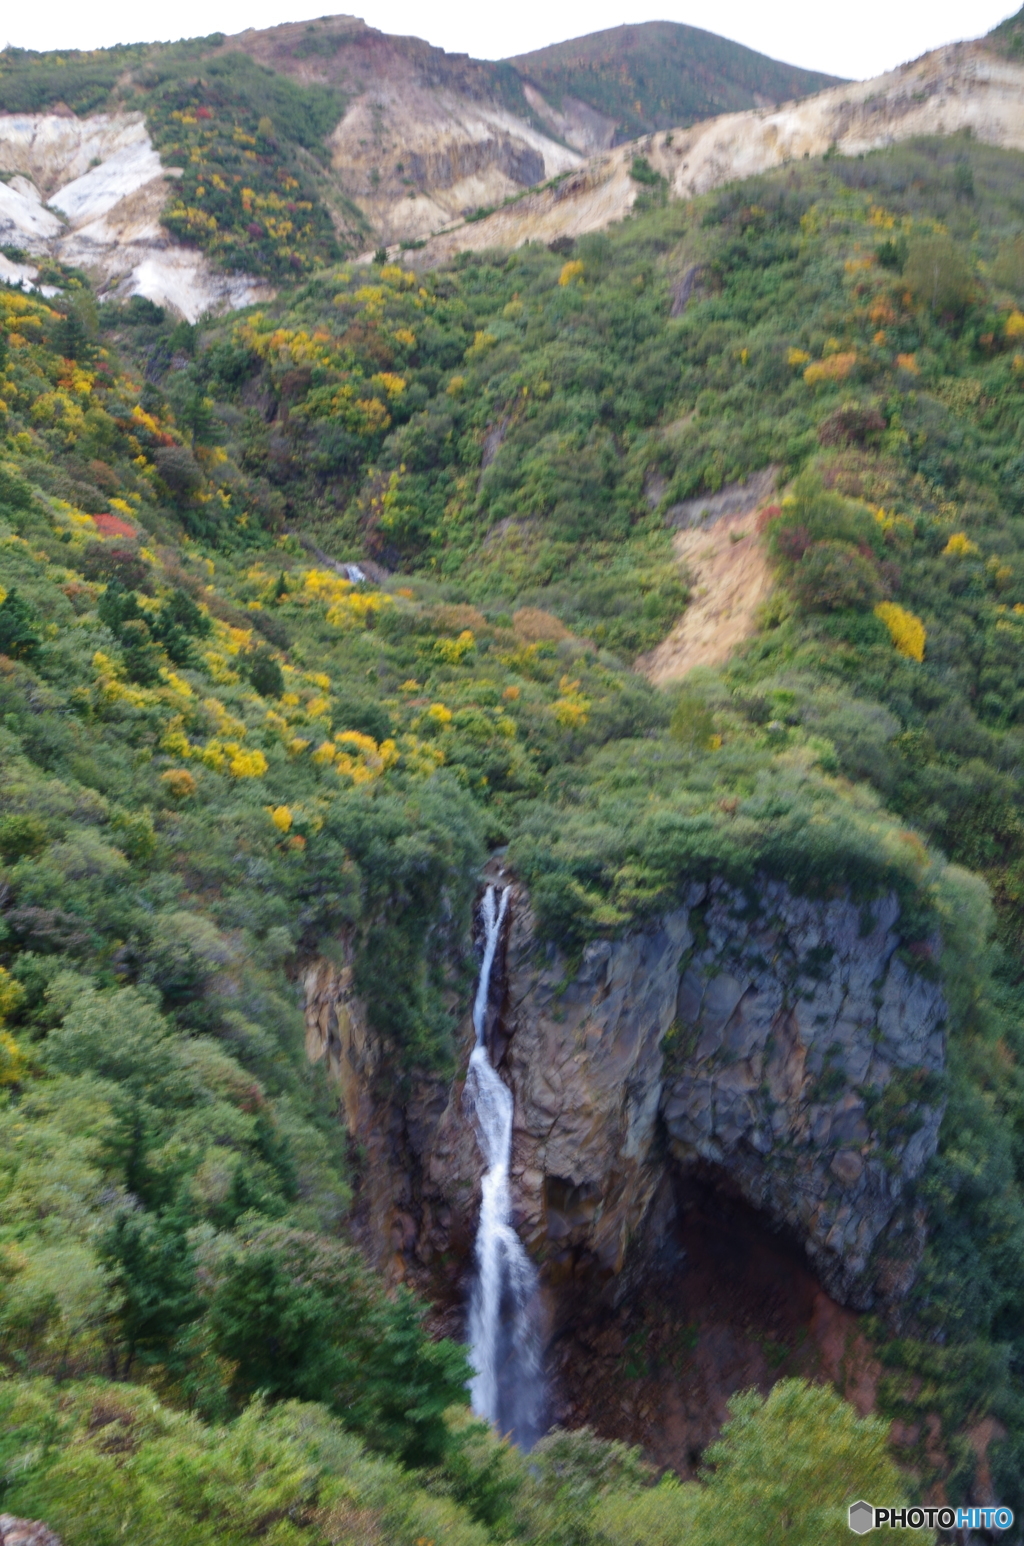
[465,885,545,1447]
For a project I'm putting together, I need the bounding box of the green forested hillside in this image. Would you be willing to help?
[509,20,842,142]
[5,128,1024,1535]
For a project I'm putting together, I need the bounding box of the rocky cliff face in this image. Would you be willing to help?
[215,16,581,248]
[0,113,273,321]
[408,40,1024,270]
[304,873,946,1318]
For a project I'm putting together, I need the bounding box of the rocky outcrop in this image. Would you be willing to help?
[0,113,273,321]
[218,15,581,249]
[0,1518,61,1546]
[304,874,946,1314]
[328,90,577,247]
[407,40,1024,269]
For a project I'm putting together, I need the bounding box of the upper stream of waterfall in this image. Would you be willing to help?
[465,885,545,1447]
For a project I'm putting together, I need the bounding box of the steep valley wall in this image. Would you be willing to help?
[409,40,1024,269]
[303,872,947,1455]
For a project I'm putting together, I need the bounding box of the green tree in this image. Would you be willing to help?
[53,308,96,364]
[692,1380,931,1546]
[351,1287,471,1467]
[208,1234,346,1405]
[208,1228,470,1464]
[97,579,144,638]
[0,588,42,660]
[793,541,881,613]
[0,813,47,863]
[119,618,163,686]
[246,650,284,699]
[991,234,1024,297]
[99,1208,199,1374]
[151,587,212,668]
[904,233,974,316]
[669,692,715,752]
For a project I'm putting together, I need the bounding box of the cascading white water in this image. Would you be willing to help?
[465,885,545,1447]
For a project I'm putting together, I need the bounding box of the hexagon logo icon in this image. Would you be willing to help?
[849,1500,875,1534]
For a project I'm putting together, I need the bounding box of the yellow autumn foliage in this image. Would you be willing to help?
[434,630,475,664]
[1005,310,1024,338]
[199,741,268,777]
[370,372,406,399]
[943,532,979,557]
[552,675,591,728]
[875,602,926,662]
[558,260,585,287]
[323,731,401,784]
[229,748,268,778]
[336,730,380,755]
[269,805,293,832]
[0,1030,28,1086]
[326,590,390,629]
[0,966,25,1023]
[803,352,857,385]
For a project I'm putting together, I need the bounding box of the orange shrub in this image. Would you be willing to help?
[161,768,197,799]
[803,353,857,385]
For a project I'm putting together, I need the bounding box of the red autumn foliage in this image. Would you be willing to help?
[775,524,812,562]
[91,513,138,539]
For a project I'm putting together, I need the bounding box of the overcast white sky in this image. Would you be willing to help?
[4,1,1021,83]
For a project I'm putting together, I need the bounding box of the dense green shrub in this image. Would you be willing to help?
[903,233,975,316]
[792,540,881,611]
[0,589,41,660]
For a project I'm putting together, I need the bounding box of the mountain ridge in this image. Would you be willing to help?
[508,19,843,147]
[0,13,841,290]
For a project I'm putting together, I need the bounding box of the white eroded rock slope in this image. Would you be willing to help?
[411,40,1024,266]
[0,112,272,321]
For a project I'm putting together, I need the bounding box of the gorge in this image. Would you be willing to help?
[304,864,948,1461]
[6,10,1024,1537]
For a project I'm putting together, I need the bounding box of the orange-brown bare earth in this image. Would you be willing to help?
[637,509,773,685]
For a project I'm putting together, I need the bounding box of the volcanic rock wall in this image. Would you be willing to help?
[304,874,946,1315]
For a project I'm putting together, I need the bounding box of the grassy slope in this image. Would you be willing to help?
[5,125,1024,1531]
[508,20,842,142]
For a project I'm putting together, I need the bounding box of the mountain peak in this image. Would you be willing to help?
[508,19,843,144]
